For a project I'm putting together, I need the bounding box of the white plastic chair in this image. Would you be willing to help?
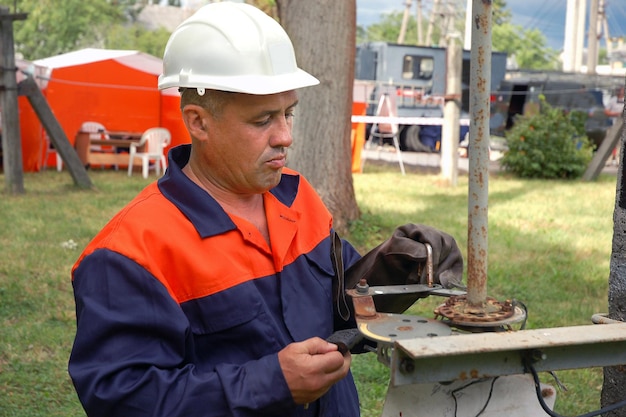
[80,121,117,169]
[80,121,110,152]
[41,132,63,172]
[127,127,171,179]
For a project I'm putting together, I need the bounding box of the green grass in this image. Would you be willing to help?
[0,164,618,416]
[347,163,616,417]
[0,171,148,417]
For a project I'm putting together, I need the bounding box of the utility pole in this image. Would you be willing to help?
[587,0,599,74]
[416,0,423,45]
[563,0,586,73]
[599,0,613,58]
[425,0,459,48]
[397,0,412,44]
[425,0,440,46]
[441,34,461,186]
[575,0,586,72]
[0,6,26,194]
[464,0,472,50]
[444,2,457,47]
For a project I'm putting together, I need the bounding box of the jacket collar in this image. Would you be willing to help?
[158,144,299,238]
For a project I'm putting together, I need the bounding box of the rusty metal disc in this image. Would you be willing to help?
[434,295,527,327]
[357,313,452,343]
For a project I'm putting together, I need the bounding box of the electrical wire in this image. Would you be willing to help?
[524,359,626,417]
[605,0,626,41]
[446,300,625,417]
[519,0,564,44]
[451,377,499,417]
[439,298,626,417]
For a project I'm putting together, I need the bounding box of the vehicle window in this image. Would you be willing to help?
[402,55,434,80]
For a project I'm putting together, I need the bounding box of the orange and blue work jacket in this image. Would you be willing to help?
[69,145,362,417]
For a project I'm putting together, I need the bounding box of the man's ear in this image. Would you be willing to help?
[182,104,210,141]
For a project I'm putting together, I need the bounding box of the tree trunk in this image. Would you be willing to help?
[602,85,626,415]
[276,0,360,235]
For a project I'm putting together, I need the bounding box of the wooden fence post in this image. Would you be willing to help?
[0,6,26,193]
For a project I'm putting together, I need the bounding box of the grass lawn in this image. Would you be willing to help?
[0,162,619,416]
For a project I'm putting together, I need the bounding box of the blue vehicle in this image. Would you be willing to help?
[354,41,508,152]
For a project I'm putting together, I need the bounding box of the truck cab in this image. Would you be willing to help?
[354,41,507,152]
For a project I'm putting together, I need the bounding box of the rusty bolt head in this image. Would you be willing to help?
[356,278,370,294]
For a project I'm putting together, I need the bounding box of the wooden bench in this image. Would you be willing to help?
[74,131,144,168]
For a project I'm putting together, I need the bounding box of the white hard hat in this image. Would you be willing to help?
[158,2,319,95]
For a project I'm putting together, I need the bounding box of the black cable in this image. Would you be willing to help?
[524,359,626,417]
[474,377,498,417]
[451,377,499,417]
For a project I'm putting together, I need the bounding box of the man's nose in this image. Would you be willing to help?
[271,118,293,148]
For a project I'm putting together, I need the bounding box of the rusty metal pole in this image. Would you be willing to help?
[466,0,492,307]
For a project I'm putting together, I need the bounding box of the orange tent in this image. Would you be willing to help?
[19,48,189,172]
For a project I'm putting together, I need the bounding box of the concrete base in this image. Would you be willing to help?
[381,374,556,417]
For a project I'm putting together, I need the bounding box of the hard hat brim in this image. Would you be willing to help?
[158,69,319,95]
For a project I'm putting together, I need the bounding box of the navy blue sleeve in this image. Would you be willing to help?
[69,249,295,417]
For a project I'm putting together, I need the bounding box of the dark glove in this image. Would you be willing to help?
[344,223,464,313]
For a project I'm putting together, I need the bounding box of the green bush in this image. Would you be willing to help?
[500,96,594,179]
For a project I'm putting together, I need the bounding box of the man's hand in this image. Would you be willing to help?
[277,337,351,405]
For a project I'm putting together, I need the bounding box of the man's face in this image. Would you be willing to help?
[200,90,299,195]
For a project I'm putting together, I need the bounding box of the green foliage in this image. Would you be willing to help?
[105,23,171,59]
[361,11,415,44]
[492,0,512,25]
[359,1,518,45]
[11,0,125,60]
[5,0,172,60]
[361,9,462,47]
[500,97,594,179]
[598,48,609,65]
[492,23,559,70]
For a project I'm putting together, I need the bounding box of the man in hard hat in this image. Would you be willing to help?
[68,3,463,417]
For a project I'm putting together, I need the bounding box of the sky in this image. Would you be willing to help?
[356,0,626,51]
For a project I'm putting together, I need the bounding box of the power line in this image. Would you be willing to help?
[527,0,564,48]
[605,0,626,39]
[523,0,565,33]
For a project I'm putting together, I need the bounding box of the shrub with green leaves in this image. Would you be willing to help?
[500,96,594,179]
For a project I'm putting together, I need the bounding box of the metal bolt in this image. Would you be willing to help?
[399,358,415,375]
[356,278,370,294]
